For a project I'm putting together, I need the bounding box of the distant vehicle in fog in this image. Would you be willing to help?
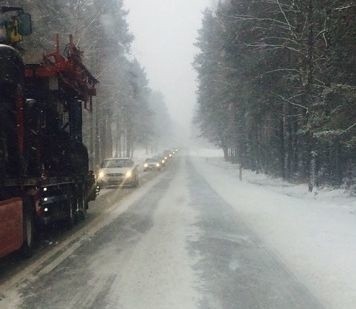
[163,150,173,159]
[97,158,139,188]
[158,155,167,167]
[171,148,179,155]
[144,158,162,171]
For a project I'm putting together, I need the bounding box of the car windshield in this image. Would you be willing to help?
[102,159,133,168]
[145,159,157,163]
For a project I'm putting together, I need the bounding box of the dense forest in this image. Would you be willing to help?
[195,0,356,190]
[3,0,172,169]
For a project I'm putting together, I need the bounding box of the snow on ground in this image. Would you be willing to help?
[191,148,356,213]
[190,148,356,309]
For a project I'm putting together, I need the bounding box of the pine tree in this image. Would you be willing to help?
[195,0,356,189]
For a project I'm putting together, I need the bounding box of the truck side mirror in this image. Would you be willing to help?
[18,13,32,36]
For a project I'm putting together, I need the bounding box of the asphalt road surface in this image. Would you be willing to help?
[0,155,323,309]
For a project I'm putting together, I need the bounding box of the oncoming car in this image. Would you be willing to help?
[144,158,162,171]
[163,150,173,159]
[97,158,139,188]
[157,154,167,166]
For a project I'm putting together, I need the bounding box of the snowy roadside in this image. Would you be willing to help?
[190,149,356,309]
[190,148,356,214]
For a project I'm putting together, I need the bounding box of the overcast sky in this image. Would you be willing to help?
[124,0,211,134]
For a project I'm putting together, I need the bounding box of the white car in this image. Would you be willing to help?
[144,157,162,171]
[97,158,139,188]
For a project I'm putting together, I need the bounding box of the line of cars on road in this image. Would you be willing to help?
[144,148,179,172]
[97,149,179,189]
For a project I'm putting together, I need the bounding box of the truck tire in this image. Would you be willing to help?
[21,198,35,258]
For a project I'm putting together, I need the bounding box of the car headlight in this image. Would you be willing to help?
[144,163,148,168]
[98,170,105,180]
[125,170,133,178]
[162,160,165,164]
[165,156,168,160]
[156,163,160,167]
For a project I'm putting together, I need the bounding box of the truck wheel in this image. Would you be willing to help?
[21,200,35,258]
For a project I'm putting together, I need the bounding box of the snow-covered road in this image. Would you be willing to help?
[3,153,352,308]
